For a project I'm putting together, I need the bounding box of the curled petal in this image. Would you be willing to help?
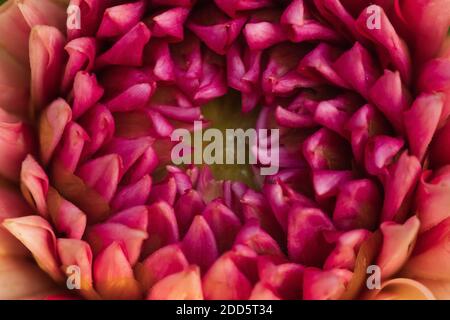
[29,25,65,112]
[416,166,450,232]
[39,98,72,166]
[47,187,86,240]
[366,278,436,300]
[0,116,33,182]
[3,215,62,282]
[377,216,420,280]
[62,37,97,93]
[403,217,450,281]
[20,155,49,218]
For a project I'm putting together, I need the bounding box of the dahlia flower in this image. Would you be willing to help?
[0,0,449,300]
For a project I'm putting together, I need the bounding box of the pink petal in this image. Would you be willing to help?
[148,265,203,300]
[29,25,65,112]
[20,155,49,218]
[93,242,142,299]
[3,215,62,282]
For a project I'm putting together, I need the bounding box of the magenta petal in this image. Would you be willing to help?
[97,1,146,38]
[109,206,149,232]
[174,190,205,235]
[96,22,151,68]
[244,21,286,51]
[346,104,389,164]
[188,11,246,55]
[54,122,89,173]
[181,215,219,272]
[202,199,241,252]
[111,175,152,212]
[404,93,443,162]
[215,0,273,17]
[302,128,351,170]
[288,206,335,267]
[356,5,412,84]
[234,220,283,257]
[101,137,154,178]
[333,179,381,231]
[76,154,123,202]
[298,43,348,88]
[123,146,159,184]
[312,170,353,199]
[323,229,370,270]
[334,42,381,99]
[79,104,115,159]
[369,70,411,134]
[142,201,179,257]
[151,7,190,42]
[364,135,404,177]
[259,261,304,300]
[72,71,104,119]
[148,177,177,206]
[381,151,421,222]
[62,37,97,93]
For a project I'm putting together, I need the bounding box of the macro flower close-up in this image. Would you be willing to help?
[0,0,449,301]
